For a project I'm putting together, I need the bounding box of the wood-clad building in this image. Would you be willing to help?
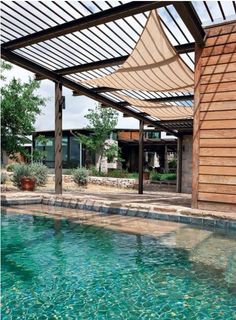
[193,21,236,212]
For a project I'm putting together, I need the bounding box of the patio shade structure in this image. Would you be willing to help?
[1,1,236,195]
[84,10,194,93]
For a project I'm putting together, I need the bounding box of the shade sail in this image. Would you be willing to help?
[115,94,193,120]
[83,10,194,92]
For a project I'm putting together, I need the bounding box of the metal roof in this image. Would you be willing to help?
[1,1,236,135]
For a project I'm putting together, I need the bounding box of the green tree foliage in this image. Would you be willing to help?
[75,104,119,172]
[32,135,48,162]
[1,61,46,160]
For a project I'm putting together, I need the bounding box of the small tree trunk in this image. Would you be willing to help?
[95,153,102,172]
[96,147,105,173]
[1,150,9,167]
[99,152,104,174]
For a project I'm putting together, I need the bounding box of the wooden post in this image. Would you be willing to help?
[176,136,183,193]
[55,82,63,194]
[138,120,144,194]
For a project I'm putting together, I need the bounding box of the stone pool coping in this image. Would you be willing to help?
[1,192,236,231]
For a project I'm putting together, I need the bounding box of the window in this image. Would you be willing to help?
[145,131,160,139]
[70,137,81,166]
[62,136,68,161]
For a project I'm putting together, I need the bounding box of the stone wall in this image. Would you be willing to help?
[88,176,136,189]
[46,174,137,189]
[182,135,192,194]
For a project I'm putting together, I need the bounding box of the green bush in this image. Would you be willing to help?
[12,163,48,188]
[88,167,105,177]
[107,169,129,178]
[63,168,74,175]
[150,172,176,181]
[160,173,176,181]
[0,172,8,184]
[72,167,89,186]
[150,171,161,181]
[12,164,32,188]
[128,172,139,179]
[168,159,177,169]
[6,163,17,172]
[30,163,48,186]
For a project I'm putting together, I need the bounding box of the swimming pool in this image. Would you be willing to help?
[2,208,236,319]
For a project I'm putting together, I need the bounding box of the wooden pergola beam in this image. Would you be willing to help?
[173,2,205,46]
[73,87,121,96]
[1,48,178,136]
[36,42,195,80]
[35,56,129,81]
[3,1,170,50]
[143,95,194,103]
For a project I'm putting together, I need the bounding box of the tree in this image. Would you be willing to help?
[76,104,119,172]
[1,61,46,164]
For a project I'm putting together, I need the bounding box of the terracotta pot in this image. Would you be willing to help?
[143,172,150,180]
[20,177,36,191]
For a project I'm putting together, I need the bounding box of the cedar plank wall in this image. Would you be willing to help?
[193,21,236,212]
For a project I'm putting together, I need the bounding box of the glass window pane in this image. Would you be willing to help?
[70,137,80,162]
[62,136,68,161]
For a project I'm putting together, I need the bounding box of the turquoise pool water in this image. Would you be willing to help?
[1,210,236,320]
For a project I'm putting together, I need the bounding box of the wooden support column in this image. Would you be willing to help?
[138,120,144,194]
[55,82,63,194]
[176,136,183,193]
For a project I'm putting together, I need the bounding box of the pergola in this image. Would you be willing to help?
[1,1,236,195]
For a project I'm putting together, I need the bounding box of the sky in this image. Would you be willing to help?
[5,64,139,132]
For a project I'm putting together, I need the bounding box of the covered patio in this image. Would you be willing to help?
[1,1,236,212]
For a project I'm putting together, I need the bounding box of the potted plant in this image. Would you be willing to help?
[12,164,36,191]
[21,176,36,191]
[143,162,150,180]
[143,168,150,180]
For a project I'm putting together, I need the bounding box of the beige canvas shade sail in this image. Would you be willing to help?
[83,10,194,92]
[115,94,193,120]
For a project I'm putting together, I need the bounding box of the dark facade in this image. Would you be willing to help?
[33,129,176,171]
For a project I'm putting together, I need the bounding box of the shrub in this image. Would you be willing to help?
[12,163,48,188]
[150,171,176,181]
[30,163,48,186]
[64,168,74,175]
[0,172,8,184]
[89,167,105,177]
[72,167,89,186]
[150,171,161,181]
[168,159,177,169]
[12,164,32,188]
[107,169,128,178]
[6,163,17,172]
[160,173,176,181]
[128,172,139,179]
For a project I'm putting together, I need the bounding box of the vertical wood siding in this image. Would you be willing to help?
[193,21,236,212]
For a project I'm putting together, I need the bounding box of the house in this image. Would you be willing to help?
[32,128,177,173]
